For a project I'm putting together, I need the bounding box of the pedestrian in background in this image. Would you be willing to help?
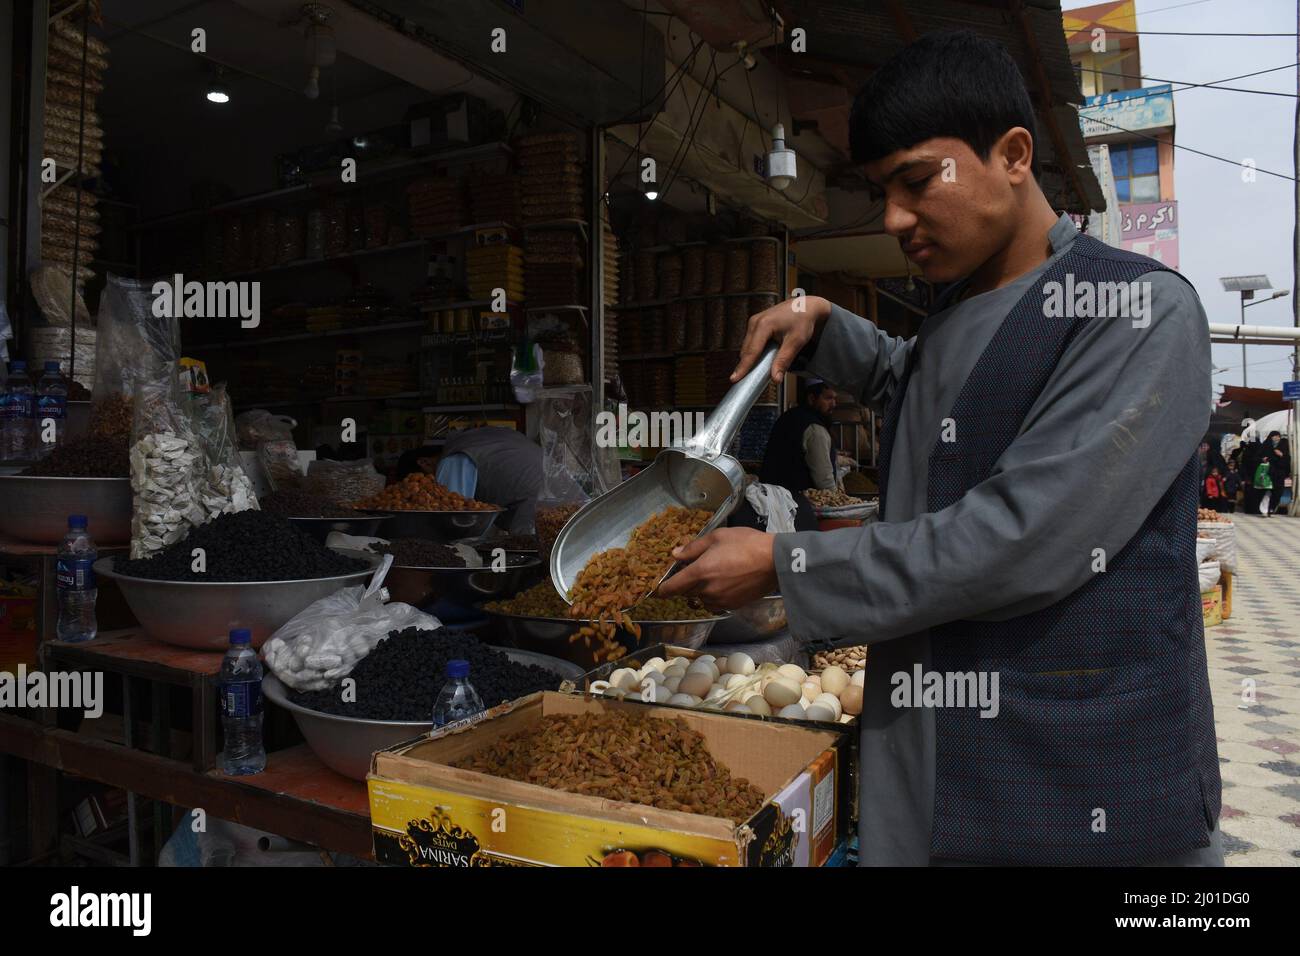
[1221,461,1240,514]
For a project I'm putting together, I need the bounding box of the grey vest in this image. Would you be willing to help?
[877,234,1220,864]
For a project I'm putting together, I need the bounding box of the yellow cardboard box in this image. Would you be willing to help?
[1202,585,1223,629]
[368,691,848,867]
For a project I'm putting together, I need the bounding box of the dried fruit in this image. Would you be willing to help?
[565,507,712,662]
[452,710,767,822]
[353,473,496,512]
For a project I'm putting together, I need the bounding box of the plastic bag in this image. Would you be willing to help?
[92,275,180,440]
[305,457,385,504]
[510,342,544,404]
[535,387,619,555]
[1196,520,1236,573]
[234,409,296,449]
[1198,560,1221,593]
[258,438,303,491]
[190,383,258,515]
[128,379,208,559]
[262,556,442,691]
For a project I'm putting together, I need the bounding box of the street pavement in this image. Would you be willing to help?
[1204,512,1300,866]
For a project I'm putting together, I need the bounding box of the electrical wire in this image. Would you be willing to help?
[1080,113,1297,182]
[659,51,719,200]
[1079,63,1297,98]
[1094,30,1297,37]
[603,38,706,197]
[665,52,751,198]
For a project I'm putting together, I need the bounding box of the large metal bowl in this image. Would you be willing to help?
[331,547,542,607]
[286,514,391,544]
[262,646,584,780]
[0,475,131,545]
[709,594,787,644]
[482,609,728,669]
[95,555,378,650]
[360,508,501,542]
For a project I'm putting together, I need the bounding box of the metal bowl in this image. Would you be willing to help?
[386,558,542,607]
[262,646,584,781]
[709,594,787,644]
[331,547,542,607]
[286,514,391,544]
[359,508,501,542]
[0,475,131,545]
[482,609,728,669]
[95,555,378,650]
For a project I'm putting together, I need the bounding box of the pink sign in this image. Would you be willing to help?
[1120,201,1178,269]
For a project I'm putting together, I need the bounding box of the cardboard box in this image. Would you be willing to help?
[1220,570,1234,620]
[1202,585,1223,628]
[368,691,849,867]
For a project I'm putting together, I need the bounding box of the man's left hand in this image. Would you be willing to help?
[657,527,778,611]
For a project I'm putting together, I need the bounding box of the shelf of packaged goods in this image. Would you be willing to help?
[522,218,589,244]
[136,143,514,229]
[192,318,427,353]
[211,239,429,281]
[415,298,524,312]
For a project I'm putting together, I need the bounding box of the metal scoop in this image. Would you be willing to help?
[550,346,778,607]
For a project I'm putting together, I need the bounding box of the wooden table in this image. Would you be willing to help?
[0,629,373,864]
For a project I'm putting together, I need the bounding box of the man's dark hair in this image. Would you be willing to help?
[849,31,1040,177]
[803,381,830,403]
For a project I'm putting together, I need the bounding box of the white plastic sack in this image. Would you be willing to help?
[262,555,441,691]
[1198,560,1221,593]
[1196,537,1216,565]
[1197,521,1236,573]
[744,481,800,534]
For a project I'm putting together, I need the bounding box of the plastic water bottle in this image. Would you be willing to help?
[55,514,98,642]
[34,361,67,458]
[432,659,485,728]
[218,628,266,775]
[0,360,34,461]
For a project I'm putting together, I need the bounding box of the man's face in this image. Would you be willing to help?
[812,389,837,416]
[862,135,1024,283]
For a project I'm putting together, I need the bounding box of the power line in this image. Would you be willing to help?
[1080,63,1298,97]
[1080,113,1297,182]
[1099,29,1297,37]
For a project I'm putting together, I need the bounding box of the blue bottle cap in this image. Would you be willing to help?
[68,515,87,529]
[44,361,60,372]
[447,659,470,679]
[10,360,26,371]
[229,628,252,645]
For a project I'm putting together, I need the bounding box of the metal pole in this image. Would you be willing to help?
[1241,294,1248,387]
[1291,0,1299,516]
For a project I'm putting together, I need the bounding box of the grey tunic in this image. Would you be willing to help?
[773,215,1219,865]
[441,427,543,534]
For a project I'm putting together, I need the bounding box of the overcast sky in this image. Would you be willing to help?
[1065,0,1297,391]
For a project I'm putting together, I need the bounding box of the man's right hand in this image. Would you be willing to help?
[730,294,833,384]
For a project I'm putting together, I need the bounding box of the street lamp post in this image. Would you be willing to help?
[1242,290,1292,387]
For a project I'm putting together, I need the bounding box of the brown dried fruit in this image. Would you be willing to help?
[452,710,766,823]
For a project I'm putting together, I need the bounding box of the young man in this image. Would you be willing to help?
[659,31,1221,866]
[758,379,839,494]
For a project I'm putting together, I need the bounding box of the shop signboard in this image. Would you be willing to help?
[1119,200,1179,269]
[1079,84,1174,139]
[1283,381,1300,401]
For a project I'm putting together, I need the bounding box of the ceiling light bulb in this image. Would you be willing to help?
[206,87,230,104]
[766,123,797,191]
[645,189,658,201]
[304,65,320,100]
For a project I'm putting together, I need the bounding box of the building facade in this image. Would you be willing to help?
[1064,0,1179,267]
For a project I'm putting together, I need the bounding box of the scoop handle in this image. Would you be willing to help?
[685,346,778,459]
